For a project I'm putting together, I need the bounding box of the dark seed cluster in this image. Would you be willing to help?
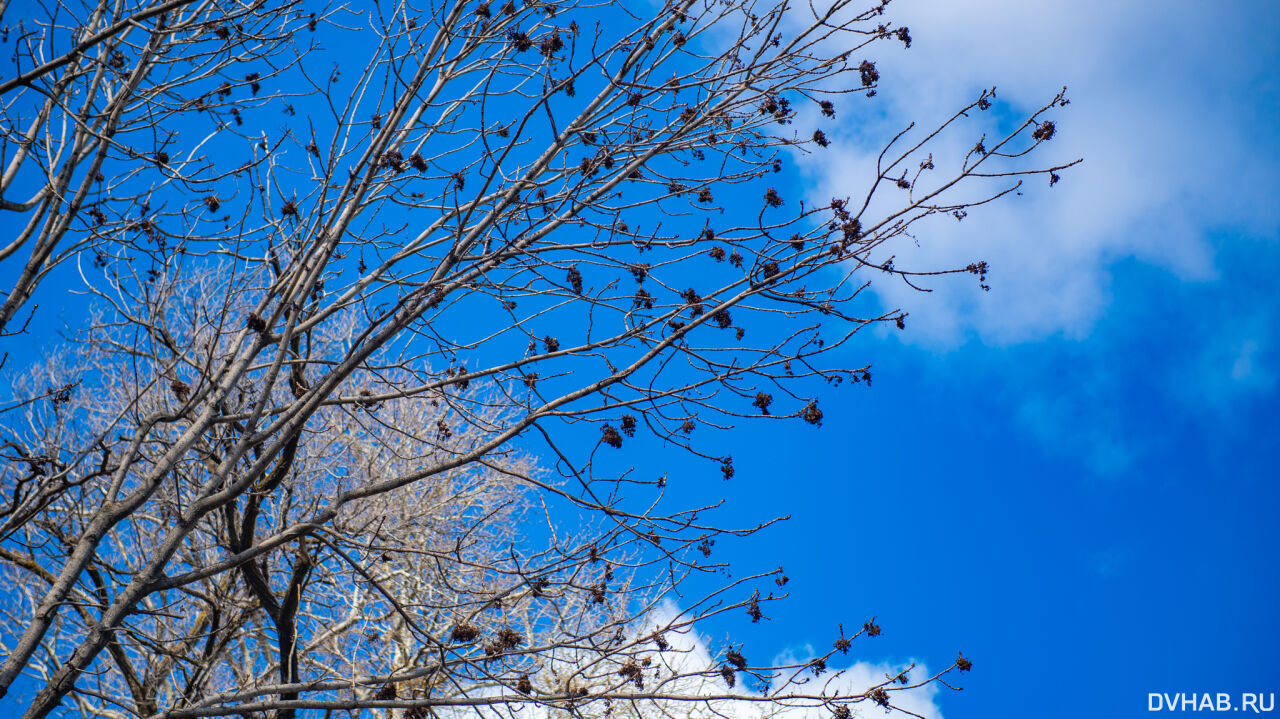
[601,424,623,448]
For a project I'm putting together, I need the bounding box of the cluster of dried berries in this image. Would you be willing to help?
[858,60,879,87]
[280,200,299,218]
[842,217,862,245]
[720,665,737,687]
[770,96,793,123]
[833,705,851,719]
[540,32,563,56]
[601,424,623,448]
[617,662,644,688]
[746,594,763,622]
[955,653,973,671]
[725,650,747,669]
[620,414,637,437]
[436,419,452,439]
[870,687,890,708]
[246,312,267,332]
[720,456,734,480]
[680,288,703,316]
[833,634,851,654]
[697,188,714,203]
[698,536,714,557]
[709,245,726,261]
[764,188,783,207]
[810,657,827,676]
[451,623,481,642]
[507,29,533,52]
[863,618,881,637]
[802,402,823,426]
[752,392,773,415]
[107,49,128,70]
[566,265,583,294]
[447,366,470,390]
[633,289,654,309]
[516,674,533,694]
[129,218,165,250]
[1032,120,1056,141]
[522,372,538,388]
[965,260,990,291]
[495,626,524,650]
[813,129,830,147]
[48,383,75,405]
[380,150,406,173]
[543,336,560,352]
[712,308,732,329]
[374,684,397,700]
[761,262,780,279]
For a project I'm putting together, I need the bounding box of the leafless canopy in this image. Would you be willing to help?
[0,0,1073,717]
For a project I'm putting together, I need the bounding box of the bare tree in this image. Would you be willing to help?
[0,0,1075,718]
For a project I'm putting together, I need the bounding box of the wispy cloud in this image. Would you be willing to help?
[804,0,1279,344]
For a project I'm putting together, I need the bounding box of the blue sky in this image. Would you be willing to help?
[668,2,1280,718]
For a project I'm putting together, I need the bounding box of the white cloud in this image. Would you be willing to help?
[803,0,1279,344]
[637,601,945,719]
